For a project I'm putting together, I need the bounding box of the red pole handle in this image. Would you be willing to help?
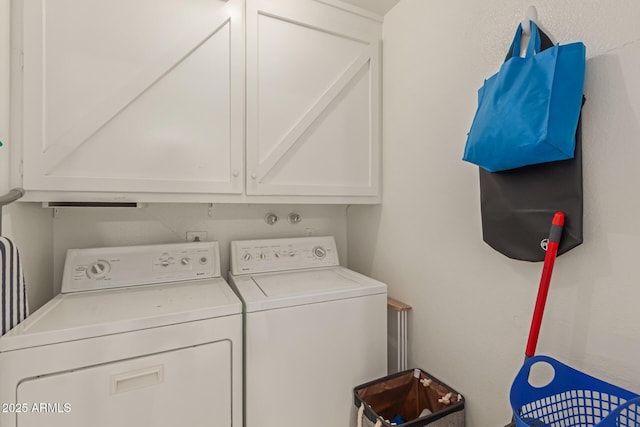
[525,212,565,358]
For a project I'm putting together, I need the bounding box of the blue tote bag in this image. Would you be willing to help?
[463,22,586,172]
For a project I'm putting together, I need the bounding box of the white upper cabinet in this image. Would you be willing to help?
[245,0,381,197]
[20,0,244,194]
[16,0,381,202]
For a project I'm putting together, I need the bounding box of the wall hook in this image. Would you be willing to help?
[521,5,538,36]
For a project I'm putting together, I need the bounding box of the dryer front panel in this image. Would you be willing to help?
[15,341,232,427]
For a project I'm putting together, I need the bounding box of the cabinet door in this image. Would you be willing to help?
[21,0,244,194]
[246,0,381,197]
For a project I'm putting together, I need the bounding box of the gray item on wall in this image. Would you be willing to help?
[478,26,584,262]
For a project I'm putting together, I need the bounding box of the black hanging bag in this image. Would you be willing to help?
[478,26,584,262]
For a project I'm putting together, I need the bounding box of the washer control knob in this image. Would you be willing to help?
[259,252,266,260]
[181,257,191,266]
[243,252,253,262]
[313,246,327,259]
[87,260,110,279]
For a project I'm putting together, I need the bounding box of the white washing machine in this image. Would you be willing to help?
[229,236,387,427]
[0,242,242,427]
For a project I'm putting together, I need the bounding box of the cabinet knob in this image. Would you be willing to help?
[232,169,239,178]
[251,173,257,180]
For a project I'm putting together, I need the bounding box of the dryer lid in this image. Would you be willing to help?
[0,277,241,352]
[231,266,386,312]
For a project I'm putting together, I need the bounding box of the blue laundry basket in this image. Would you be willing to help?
[510,355,640,427]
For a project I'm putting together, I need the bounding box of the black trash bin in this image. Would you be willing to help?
[354,369,465,427]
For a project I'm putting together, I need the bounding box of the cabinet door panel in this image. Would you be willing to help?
[22,0,243,194]
[246,0,380,197]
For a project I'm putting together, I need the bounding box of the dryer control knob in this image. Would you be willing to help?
[313,246,326,259]
[87,260,110,279]
[180,257,191,266]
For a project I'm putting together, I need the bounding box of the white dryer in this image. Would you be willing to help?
[229,236,387,427]
[0,242,242,427]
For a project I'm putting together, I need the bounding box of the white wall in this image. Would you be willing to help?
[51,204,348,293]
[1,0,54,313]
[348,1,640,425]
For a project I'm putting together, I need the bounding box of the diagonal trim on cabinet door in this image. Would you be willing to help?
[255,43,375,183]
[41,18,232,176]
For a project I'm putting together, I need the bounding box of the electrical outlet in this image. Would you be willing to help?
[186,231,208,242]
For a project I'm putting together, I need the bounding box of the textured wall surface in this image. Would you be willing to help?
[348,1,640,425]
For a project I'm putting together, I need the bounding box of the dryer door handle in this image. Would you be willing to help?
[110,365,165,394]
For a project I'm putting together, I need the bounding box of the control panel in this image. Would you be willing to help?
[230,236,339,275]
[61,242,219,293]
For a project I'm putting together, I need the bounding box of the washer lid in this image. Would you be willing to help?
[230,266,387,312]
[0,277,241,352]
